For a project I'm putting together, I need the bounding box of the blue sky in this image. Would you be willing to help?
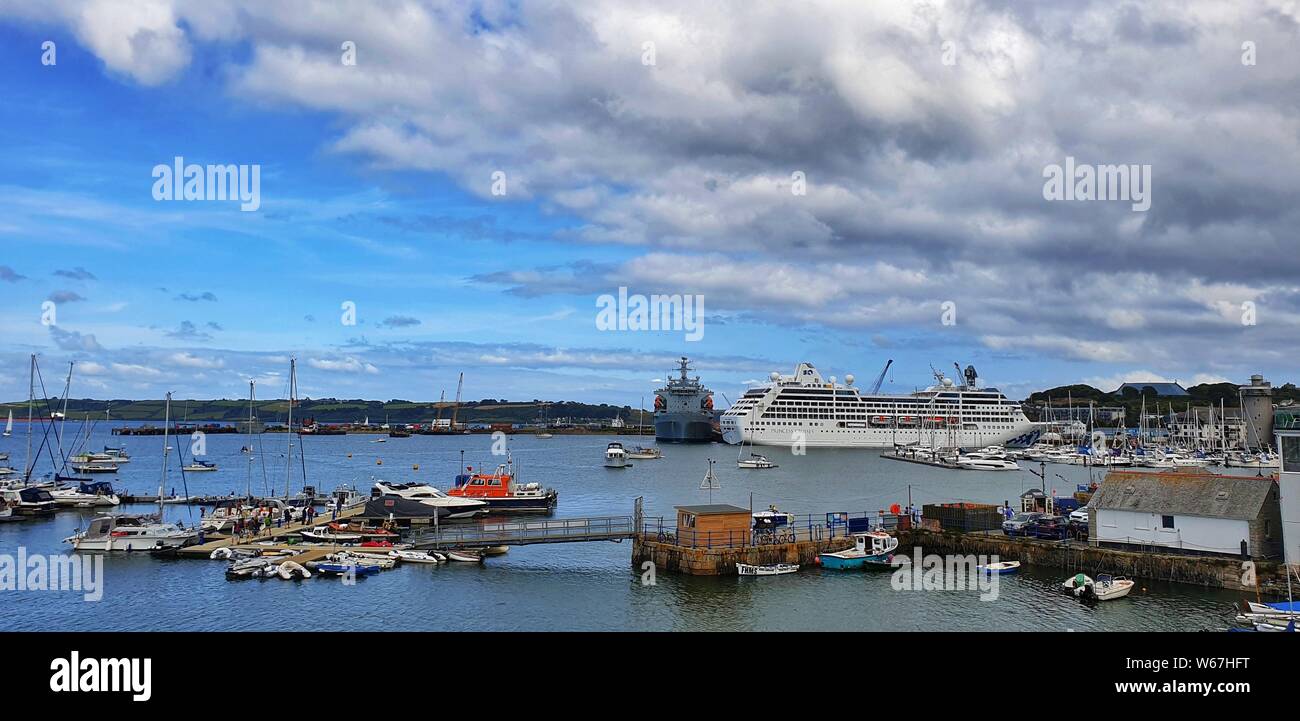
[1,3,1297,407]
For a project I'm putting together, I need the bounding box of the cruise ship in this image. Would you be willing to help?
[720,362,1038,449]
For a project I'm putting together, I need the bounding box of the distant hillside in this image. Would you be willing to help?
[0,398,643,425]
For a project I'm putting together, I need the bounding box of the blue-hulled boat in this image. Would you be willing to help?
[818,531,897,570]
[978,560,1021,574]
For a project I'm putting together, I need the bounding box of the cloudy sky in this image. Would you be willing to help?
[1,0,1297,407]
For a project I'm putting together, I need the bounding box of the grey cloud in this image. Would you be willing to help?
[53,266,97,281]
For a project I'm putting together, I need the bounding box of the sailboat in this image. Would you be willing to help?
[737,404,777,468]
[65,393,198,552]
[2,409,11,437]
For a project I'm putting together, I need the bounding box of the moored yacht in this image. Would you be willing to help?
[604,442,629,468]
[372,480,488,518]
[50,480,121,508]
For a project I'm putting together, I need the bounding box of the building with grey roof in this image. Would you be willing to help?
[1088,468,1282,559]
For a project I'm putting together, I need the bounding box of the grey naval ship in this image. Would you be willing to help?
[653,357,716,443]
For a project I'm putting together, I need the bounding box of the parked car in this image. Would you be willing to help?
[1069,509,1089,524]
[1002,512,1044,537]
[1028,514,1070,540]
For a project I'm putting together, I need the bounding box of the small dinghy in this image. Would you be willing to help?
[226,557,273,579]
[389,549,441,564]
[307,561,380,577]
[276,561,311,580]
[481,545,509,556]
[736,563,799,576]
[446,550,484,563]
[1063,573,1134,601]
[978,561,1021,575]
[329,552,397,569]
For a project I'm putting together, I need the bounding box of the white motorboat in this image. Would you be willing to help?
[372,480,488,519]
[1,486,57,516]
[50,480,121,508]
[737,453,778,469]
[299,526,365,543]
[977,560,1021,574]
[1062,573,1134,601]
[736,563,799,576]
[101,446,130,463]
[182,460,218,472]
[626,446,663,460]
[956,454,1021,471]
[70,461,119,474]
[604,442,629,468]
[66,513,197,552]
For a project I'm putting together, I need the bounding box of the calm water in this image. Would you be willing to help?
[0,423,1252,631]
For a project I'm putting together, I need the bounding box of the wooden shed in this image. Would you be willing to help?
[674,504,751,548]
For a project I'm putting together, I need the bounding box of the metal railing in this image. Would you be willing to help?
[408,515,638,549]
[639,510,905,549]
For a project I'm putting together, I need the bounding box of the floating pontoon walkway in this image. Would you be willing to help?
[177,506,364,557]
[407,515,637,550]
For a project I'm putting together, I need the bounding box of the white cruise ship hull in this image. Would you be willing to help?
[720,362,1038,450]
[724,421,1037,449]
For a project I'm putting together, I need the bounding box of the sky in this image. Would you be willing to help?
[0,1,1297,408]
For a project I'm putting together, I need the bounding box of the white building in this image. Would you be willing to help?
[1089,469,1283,559]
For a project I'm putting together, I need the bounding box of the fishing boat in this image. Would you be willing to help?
[977,560,1021,574]
[736,563,799,576]
[50,480,121,508]
[373,480,488,518]
[448,455,559,513]
[737,453,778,469]
[446,550,484,563]
[1062,573,1134,601]
[182,460,218,472]
[626,446,663,460]
[818,531,898,570]
[604,442,629,468]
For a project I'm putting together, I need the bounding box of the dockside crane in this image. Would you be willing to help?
[450,372,464,431]
[869,359,894,394]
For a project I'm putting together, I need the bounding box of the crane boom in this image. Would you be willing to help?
[450,373,464,430]
[870,359,893,394]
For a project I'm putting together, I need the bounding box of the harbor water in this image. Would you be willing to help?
[0,423,1257,631]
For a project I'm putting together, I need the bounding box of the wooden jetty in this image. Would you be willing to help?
[178,506,365,557]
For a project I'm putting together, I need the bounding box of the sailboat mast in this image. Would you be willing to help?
[247,380,255,498]
[286,358,296,500]
[24,354,34,484]
[159,392,171,515]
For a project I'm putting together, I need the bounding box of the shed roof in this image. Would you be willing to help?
[675,504,751,515]
[1091,469,1276,520]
